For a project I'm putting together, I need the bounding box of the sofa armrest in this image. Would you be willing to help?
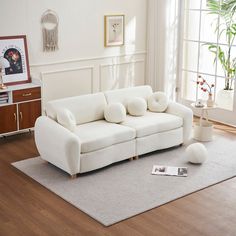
[35,116,81,175]
[165,102,193,143]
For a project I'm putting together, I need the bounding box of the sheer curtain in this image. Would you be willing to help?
[146,0,181,100]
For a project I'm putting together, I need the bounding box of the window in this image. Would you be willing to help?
[181,0,236,109]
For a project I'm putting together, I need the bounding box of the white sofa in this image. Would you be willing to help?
[35,86,193,177]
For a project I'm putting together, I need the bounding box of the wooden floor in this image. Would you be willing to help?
[1,122,236,236]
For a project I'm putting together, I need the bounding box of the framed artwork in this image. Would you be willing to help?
[0,35,31,86]
[104,15,125,47]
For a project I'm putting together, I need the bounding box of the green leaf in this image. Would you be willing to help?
[205,0,236,79]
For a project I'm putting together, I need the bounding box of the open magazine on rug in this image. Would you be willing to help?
[152,165,188,177]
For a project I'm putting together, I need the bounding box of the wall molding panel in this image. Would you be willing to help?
[32,52,146,108]
[30,51,147,68]
[40,66,95,107]
[99,59,145,91]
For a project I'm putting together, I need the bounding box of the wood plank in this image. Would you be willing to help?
[12,87,41,103]
[18,100,41,129]
[0,104,17,134]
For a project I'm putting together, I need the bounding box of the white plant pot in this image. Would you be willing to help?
[216,89,234,110]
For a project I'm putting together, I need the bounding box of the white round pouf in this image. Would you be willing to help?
[185,143,208,164]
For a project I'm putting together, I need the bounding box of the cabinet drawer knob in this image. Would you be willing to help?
[14,113,16,121]
[22,93,32,97]
[20,112,23,120]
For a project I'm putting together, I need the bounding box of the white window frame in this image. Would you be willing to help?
[177,0,236,126]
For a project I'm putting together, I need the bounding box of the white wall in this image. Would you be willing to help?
[1,0,147,106]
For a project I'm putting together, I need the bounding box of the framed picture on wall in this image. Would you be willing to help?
[0,35,31,86]
[104,15,125,47]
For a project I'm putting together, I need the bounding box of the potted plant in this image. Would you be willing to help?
[205,0,236,109]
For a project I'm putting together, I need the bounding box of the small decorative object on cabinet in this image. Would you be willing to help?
[0,57,10,89]
[0,83,41,136]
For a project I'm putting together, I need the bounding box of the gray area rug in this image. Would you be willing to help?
[12,130,236,226]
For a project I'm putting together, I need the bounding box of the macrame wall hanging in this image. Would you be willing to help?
[41,9,59,52]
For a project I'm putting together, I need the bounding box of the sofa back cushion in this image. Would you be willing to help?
[46,93,107,125]
[104,85,153,108]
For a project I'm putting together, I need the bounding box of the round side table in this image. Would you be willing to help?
[191,103,217,142]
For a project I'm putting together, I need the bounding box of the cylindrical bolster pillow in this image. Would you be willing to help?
[104,103,126,123]
[148,92,169,112]
[127,97,147,116]
[57,108,77,132]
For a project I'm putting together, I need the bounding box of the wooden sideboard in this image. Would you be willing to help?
[0,83,41,136]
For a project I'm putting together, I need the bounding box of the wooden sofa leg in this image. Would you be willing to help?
[129,157,134,161]
[134,156,139,160]
[70,174,77,179]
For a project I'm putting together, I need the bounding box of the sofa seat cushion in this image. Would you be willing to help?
[74,120,136,153]
[121,111,183,138]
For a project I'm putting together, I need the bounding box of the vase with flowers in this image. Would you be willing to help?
[197,75,215,107]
